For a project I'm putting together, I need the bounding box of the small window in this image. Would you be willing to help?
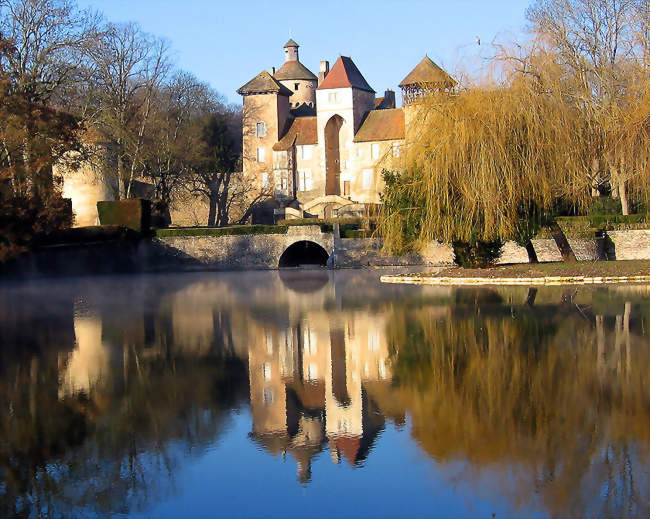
[343,181,351,196]
[371,143,380,160]
[256,122,266,137]
[294,83,299,91]
[392,142,401,158]
[256,147,265,162]
[298,169,313,191]
[307,363,318,381]
[281,174,288,191]
[263,362,272,381]
[263,387,274,406]
[298,145,313,160]
[362,169,374,190]
[261,172,269,187]
[328,92,338,103]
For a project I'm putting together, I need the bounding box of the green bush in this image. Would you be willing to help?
[97,199,151,233]
[589,197,621,216]
[155,225,287,238]
[452,240,503,268]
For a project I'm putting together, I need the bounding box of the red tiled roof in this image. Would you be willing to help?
[353,108,404,143]
[317,56,374,93]
[273,116,318,151]
[334,436,362,466]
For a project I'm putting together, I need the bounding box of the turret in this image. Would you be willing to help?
[275,40,318,110]
[284,39,299,62]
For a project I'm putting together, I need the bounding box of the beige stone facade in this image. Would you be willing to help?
[239,42,454,220]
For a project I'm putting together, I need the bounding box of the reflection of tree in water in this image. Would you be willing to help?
[384,289,649,518]
[0,294,249,519]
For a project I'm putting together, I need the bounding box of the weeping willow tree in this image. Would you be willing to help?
[380,2,650,261]
[380,55,592,259]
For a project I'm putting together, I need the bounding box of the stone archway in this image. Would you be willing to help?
[278,240,330,268]
[324,115,344,196]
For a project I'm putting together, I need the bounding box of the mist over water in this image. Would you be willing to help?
[0,270,648,518]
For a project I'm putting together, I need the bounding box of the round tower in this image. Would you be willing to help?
[275,39,317,109]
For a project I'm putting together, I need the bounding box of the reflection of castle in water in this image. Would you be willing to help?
[55,272,396,484]
[248,311,390,482]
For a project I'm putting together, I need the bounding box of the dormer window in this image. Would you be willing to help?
[256,122,266,137]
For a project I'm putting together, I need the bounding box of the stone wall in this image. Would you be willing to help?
[333,238,454,267]
[498,238,606,264]
[607,230,650,260]
[148,226,334,271]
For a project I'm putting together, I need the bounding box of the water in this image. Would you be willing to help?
[0,270,648,519]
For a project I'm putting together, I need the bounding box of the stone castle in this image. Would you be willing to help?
[238,40,455,221]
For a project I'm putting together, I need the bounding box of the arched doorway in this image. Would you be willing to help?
[324,115,344,195]
[278,241,330,268]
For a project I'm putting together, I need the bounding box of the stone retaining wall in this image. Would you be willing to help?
[333,238,454,267]
[607,230,650,260]
[498,238,606,264]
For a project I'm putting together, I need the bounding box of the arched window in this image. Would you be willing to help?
[256,122,266,137]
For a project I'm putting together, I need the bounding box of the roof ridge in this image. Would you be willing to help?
[316,56,375,93]
[237,70,294,96]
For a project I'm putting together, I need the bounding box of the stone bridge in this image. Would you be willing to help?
[150,225,336,270]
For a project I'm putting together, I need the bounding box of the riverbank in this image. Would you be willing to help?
[381,260,650,286]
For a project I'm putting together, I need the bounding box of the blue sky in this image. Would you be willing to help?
[77,0,532,105]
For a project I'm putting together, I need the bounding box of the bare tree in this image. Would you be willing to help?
[0,0,97,192]
[85,21,169,199]
[527,0,650,214]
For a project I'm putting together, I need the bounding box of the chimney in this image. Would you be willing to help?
[383,89,396,109]
[318,60,330,86]
[269,66,276,76]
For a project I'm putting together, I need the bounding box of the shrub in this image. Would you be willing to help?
[452,240,503,268]
[0,194,73,263]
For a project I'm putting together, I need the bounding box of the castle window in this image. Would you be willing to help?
[298,145,313,160]
[294,83,299,91]
[343,181,351,196]
[371,143,380,160]
[256,147,265,162]
[263,388,274,406]
[328,92,338,103]
[298,169,313,191]
[256,122,266,137]
[362,169,374,190]
[261,172,269,187]
[392,142,401,157]
[263,362,272,381]
[281,173,288,191]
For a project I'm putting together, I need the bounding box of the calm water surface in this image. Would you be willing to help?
[0,270,648,518]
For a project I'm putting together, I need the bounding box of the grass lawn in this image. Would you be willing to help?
[429,260,650,278]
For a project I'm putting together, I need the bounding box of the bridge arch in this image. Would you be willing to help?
[279,240,330,268]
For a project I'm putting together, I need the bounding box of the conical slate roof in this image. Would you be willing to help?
[399,56,456,88]
[237,70,294,96]
[317,56,375,93]
[274,60,317,81]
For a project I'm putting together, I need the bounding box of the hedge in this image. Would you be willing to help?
[155,225,288,238]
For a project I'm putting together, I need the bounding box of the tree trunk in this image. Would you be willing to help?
[546,221,577,262]
[619,179,629,215]
[207,194,218,227]
[525,241,539,263]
